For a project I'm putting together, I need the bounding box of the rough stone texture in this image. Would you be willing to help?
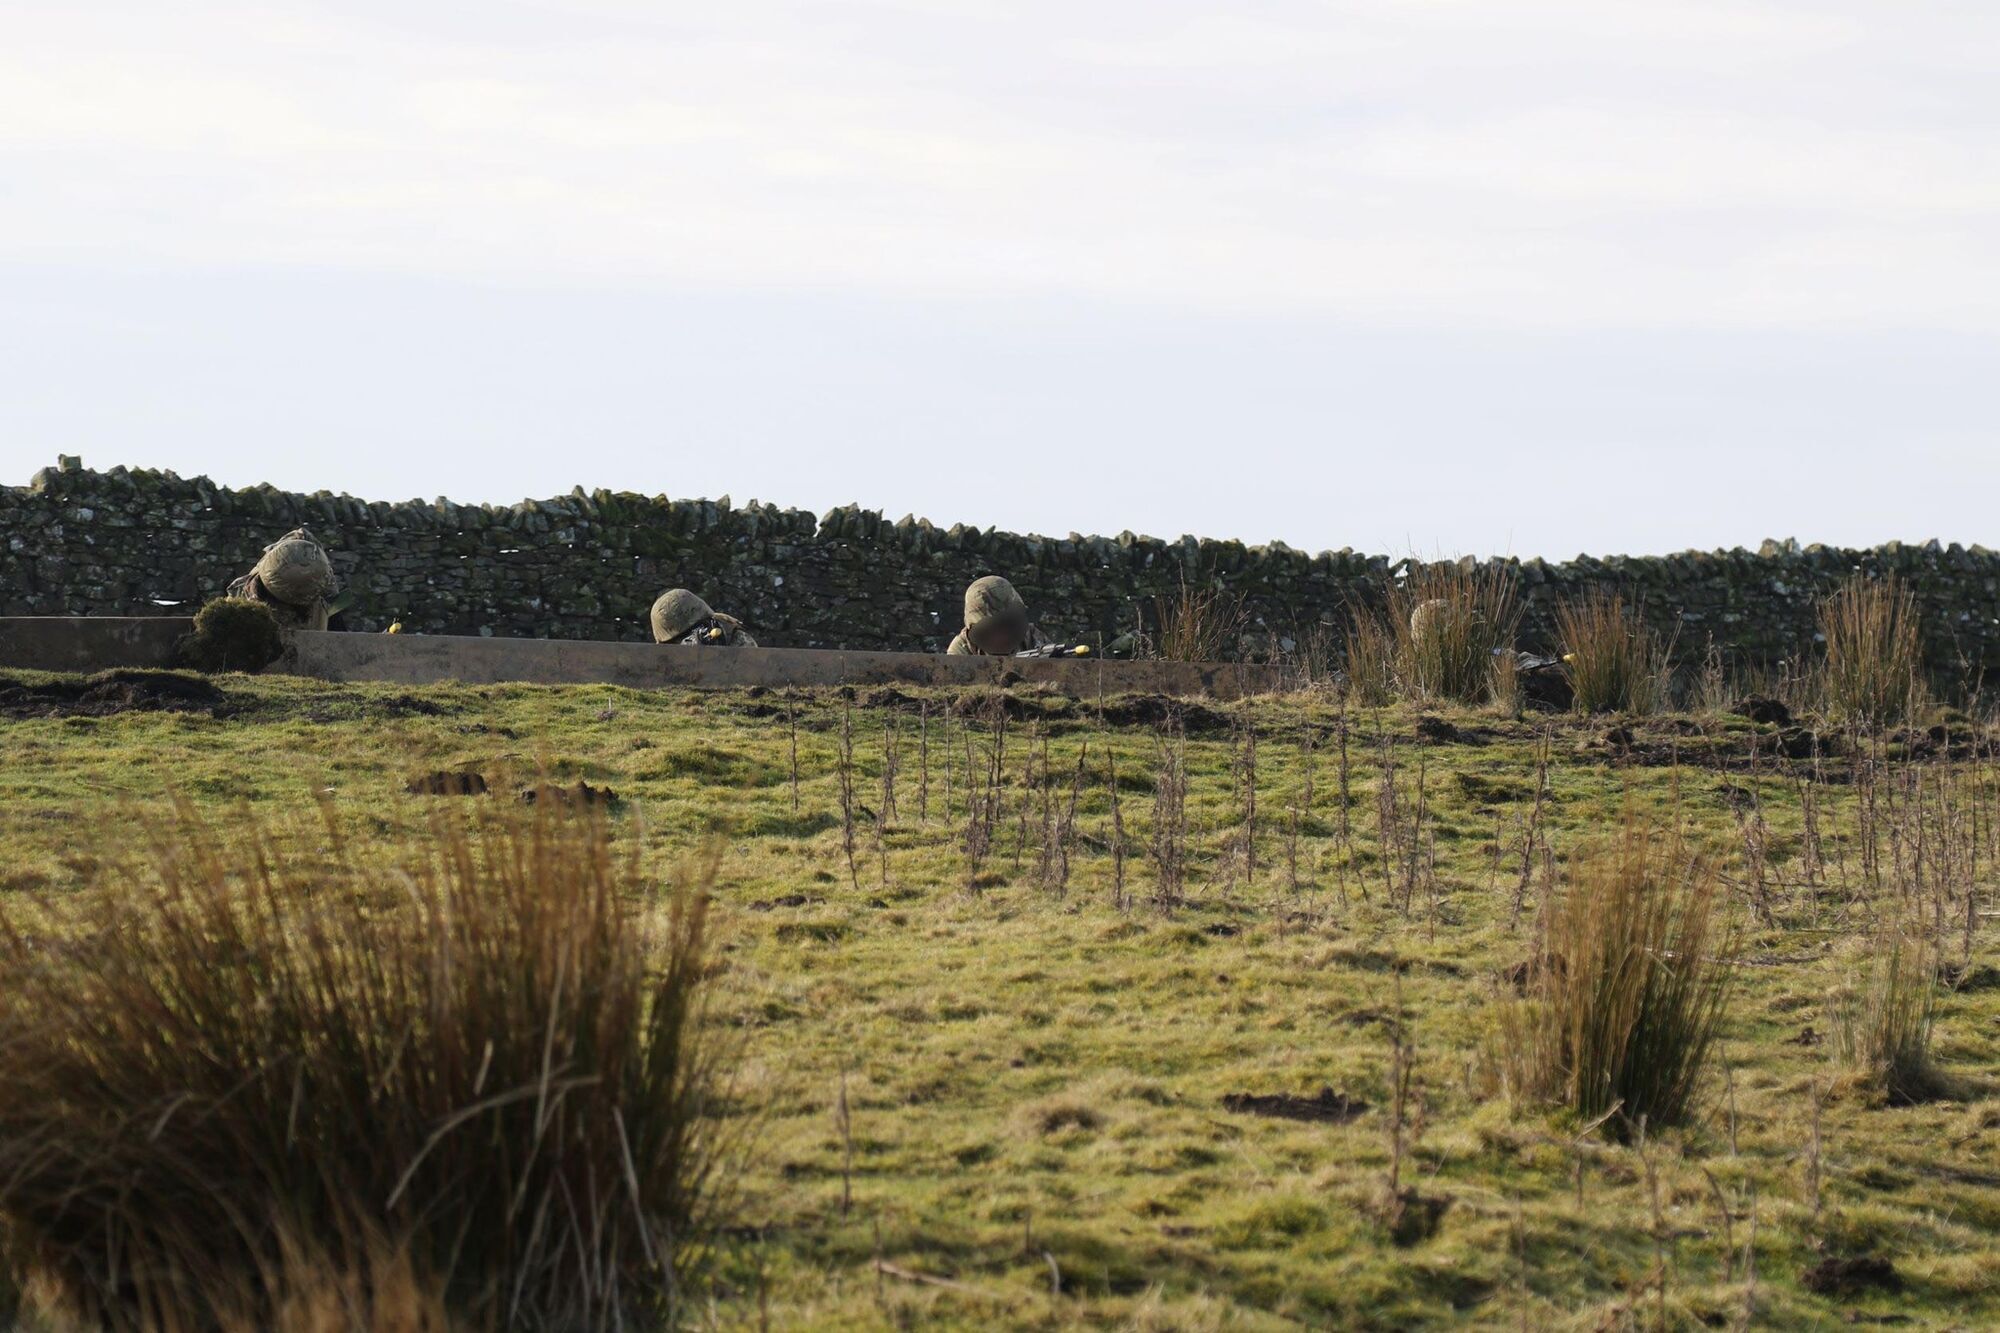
[4,457,1996,665]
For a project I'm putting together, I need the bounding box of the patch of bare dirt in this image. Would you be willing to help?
[1095,693,1231,733]
[747,894,821,911]
[1801,1255,1901,1297]
[1221,1087,1369,1124]
[1414,715,1488,746]
[406,770,488,796]
[381,694,446,717]
[0,670,231,720]
[1381,1189,1451,1247]
[518,781,621,808]
[861,687,923,711]
[1733,697,1793,727]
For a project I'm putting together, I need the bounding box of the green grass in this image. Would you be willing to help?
[2,671,1997,1329]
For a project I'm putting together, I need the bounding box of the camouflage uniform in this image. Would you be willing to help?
[945,575,1049,656]
[650,588,759,646]
[227,528,337,631]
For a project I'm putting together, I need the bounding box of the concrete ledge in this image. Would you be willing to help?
[0,616,192,673]
[282,632,1287,699]
[0,619,1290,698]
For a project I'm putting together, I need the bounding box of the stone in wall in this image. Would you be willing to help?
[3,457,1997,668]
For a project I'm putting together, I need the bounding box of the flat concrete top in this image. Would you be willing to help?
[0,618,1289,699]
[283,631,1286,699]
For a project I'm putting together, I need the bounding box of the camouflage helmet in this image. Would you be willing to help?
[251,528,336,608]
[650,588,713,642]
[1408,598,1451,640]
[1410,597,1481,639]
[963,575,1028,632]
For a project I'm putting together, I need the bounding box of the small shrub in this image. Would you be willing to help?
[1819,574,1923,725]
[1555,590,1671,714]
[1830,927,1949,1104]
[0,801,734,1330]
[178,596,285,673]
[1389,561,1521,705]
[1495,826,1733,1132]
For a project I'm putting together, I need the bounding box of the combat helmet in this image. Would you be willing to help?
[251,528,337,608]
[650,588,714,643]
[964,576,1028,633]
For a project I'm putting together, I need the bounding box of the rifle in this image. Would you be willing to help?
[679,621,731,646]
[1015,642,1092,659]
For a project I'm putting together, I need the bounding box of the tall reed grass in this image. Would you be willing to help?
[1394,562,1520,704]
[1152,570,1247,663]
[1819,574,1923,725]
[0,800,733,1331]
[1555,590,1672,714]
[1340,605,1399,707]
[1343,561,1521,705]
[1496,826,1733,1132]
[1829,926,1949,1104]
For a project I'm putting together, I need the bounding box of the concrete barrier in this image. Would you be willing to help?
[0,618,1290,699]
[0,616,192,672]
[281,632,1289,699]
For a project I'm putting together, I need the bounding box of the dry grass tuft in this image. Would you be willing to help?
[1555,590,1672,715]
[1340,605,1400,707]
[1496,825,1733,1133]
[1151,570,1247,663]
[1376,562,1521,705]
[1829,926,1951,1105]
[1818,574,1924,725]
[0,800,734,1331]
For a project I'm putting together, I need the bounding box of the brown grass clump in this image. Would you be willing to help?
[0,800,733,1331]
[1151,570,1247,663]
[1340,606,1400,707]
[1554,590,1672,714]
[1829,926,1951,1105]
[1818,574,1924,725]
[1390,561,1521,705]
[1496,826,1733,1133]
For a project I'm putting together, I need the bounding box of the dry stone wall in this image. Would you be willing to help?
[4,456,1997,666]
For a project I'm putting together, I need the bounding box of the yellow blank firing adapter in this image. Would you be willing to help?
[704,626,724,642]
[1071,645,1091,656]
[386,622,403,634]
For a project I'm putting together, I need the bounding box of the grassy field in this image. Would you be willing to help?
[1,669,1996,1330]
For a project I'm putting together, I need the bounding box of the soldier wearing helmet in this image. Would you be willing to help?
[226,527,338,631]
[650,588,759,647]
[946,575,1050,656]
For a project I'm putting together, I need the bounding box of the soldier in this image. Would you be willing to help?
[1407,597,1452,644]
[946,575,1050,656]
[650,588,759,646]
[227,527,337,631]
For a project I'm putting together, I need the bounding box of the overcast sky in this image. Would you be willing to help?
[2,0,1995,559]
